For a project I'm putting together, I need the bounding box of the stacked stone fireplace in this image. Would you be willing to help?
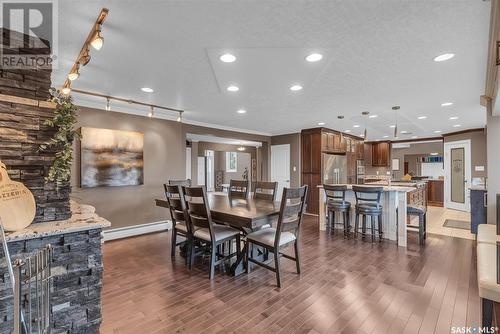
[0,29,108,333]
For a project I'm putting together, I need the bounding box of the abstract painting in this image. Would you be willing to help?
[80,127,144,188]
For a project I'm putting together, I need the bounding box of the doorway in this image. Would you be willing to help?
[444,140,471,212]
[271,144,290,199]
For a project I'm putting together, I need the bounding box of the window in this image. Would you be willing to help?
[226,152,237,172]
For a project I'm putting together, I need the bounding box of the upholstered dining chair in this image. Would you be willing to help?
[184,186,241,279]
[164,184,191,264]
[229,180,249,199]
[253,181,278,201]
[245,185,308,288]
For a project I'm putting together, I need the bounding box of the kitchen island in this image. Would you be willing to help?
[318,184,416,247]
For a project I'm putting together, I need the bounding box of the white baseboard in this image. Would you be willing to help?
[102,220,172,242]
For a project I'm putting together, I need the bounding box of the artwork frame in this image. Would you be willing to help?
[80,127,144,188]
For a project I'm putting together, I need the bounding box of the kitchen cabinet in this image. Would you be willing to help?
[371,142,391,167]
[470,188,487,234]
[356,141,365,160]
[427,180,444,207]
[407,183,427,207]
[321,131,346,153]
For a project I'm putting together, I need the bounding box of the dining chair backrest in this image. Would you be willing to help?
[323,184,347,203]
[169,179,192,187]
[352,185,383,208]
[184,186,215,241]
[164,184,190,232]
[275,186,308,247]
[229,180,249,199]
[253,181,278,201]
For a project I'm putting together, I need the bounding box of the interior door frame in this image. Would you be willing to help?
[271,144,291,199]
[444,139,471,212]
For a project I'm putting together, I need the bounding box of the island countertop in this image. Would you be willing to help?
[318,184,415,193]
[5,200,111,242]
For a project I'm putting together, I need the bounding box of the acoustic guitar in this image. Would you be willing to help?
[0,161,36,231]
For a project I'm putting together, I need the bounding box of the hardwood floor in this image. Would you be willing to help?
[99,215,480,334]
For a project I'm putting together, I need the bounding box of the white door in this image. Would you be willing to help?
[186,147,192,180]
[271,144,290,199]
[197,157,205,186]
[444,140,471,212]
[205,150,215,191]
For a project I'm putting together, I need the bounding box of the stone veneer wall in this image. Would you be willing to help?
[0,28,71,222]
[0,229,104,333]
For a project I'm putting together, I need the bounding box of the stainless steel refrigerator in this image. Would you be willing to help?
[322,153,347,185]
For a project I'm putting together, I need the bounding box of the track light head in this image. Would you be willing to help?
[61,85,71,95]
[91,26,104,50]
[68,65,80,81]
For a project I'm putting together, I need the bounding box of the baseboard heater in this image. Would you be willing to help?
[102,220,172,242]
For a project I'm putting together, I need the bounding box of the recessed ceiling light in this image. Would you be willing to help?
[433,53,455,62]
[434,130,442,133]
[220,53,236,63]
[344,129,351,133]
[383,135,389,138]
[449,116,459,120]
[418,116,427,120]
[369,115,378,118]
[227,85,239,92]
[412,136,418,139]
[441,102,453,107]
[141,87,154,93]
[453,124,462,128]
[389,125,396,128]
[290,85,303,91]
[353,125,360,128]
[318,122,325,126]
[305,53,323,62]
[359,134,365,137]
[400,130,409,134]
[236,109,246,114]
[430,152,439,156]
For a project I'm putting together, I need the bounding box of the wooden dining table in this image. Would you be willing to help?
[155,193,281,276]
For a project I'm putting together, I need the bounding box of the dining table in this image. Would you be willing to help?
[155,193,281,276]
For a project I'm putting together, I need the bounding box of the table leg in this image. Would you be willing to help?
[230,241,247,276]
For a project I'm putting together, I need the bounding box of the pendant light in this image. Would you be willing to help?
[392,105,400,138]
[361,111,370,140]
[337,115,345,141]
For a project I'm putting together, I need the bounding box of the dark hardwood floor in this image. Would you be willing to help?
[99,215,480,334]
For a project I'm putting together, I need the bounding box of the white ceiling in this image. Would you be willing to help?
[54,1,490,138]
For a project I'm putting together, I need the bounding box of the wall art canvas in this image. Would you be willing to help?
[80,127,144,188]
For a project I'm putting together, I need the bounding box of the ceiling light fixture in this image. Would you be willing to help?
[412,136,418,139]
[90,25,104,50]
[141,87,154,93]
[105,97,111,111]
[383,135,389,138]
[392,105,400,138]
[60,8,108,96]
[400,130,409,134]
[237,146,245,151]
[290,85,303,91]
[453,124,462,128]
[353,125,360,128]
[344,130,351,133]
[441,102,453,107]
[220,53,236,63]
[418,116,427,120]
[449,116,459,120]
[148,106,154,118]
[434,130,442,133]
[369,114,378,119]
[227,85,239,92]
[430,152,439,156]
[318,122,325,126]
[237,109,246,114]
[305,53,323,62]
[433,53,455,62]
[68,65,80,81]
[389,125,396,128]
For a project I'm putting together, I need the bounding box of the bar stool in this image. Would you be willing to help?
[407,205,426,245]
[324,185,351,237]
[352,186,383,242]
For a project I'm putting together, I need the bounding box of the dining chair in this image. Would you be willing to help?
[352,185,384,242]
[245,185,308,288]
[253,181,278,201]
[169,179,192,187]
[184,186,241,279]
[323,184,351,237]
[164,184,191,264]
[229,180,249,199]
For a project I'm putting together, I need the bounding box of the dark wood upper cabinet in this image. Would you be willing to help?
[356,142,365,160]
[371,141,391,167]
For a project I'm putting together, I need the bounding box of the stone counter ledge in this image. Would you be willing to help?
[5,200,111,242]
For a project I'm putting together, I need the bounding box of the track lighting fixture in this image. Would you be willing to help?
[61,84,71,95]
[91,25,104,50]
[68,65,80,81]
[79,48,91,66]
[105,97,111,111]
[148,106,154,118]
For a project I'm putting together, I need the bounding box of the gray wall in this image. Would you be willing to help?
[271,133,301,187]
[71,106,272,230]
